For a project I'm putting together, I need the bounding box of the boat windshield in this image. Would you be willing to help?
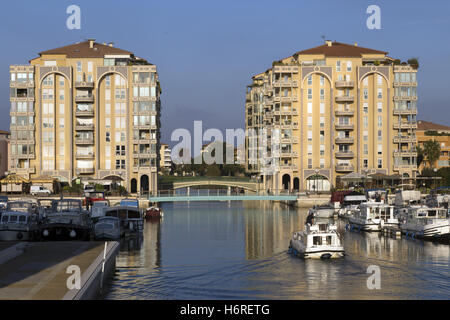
[53,201,82,213]
[6,202,32,212]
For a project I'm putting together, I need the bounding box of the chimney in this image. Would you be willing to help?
[326,40,332,47]
[354,42,358,47]
[108,42,114,47]
[88,39,95,48]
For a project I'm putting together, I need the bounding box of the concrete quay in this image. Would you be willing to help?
[0,241,119,300]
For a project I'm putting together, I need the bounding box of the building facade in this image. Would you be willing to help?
[9,39,161,194]
[245,41,418,191]
[159,143,172,173]
[417,120,450,170]
[0,130,10,178]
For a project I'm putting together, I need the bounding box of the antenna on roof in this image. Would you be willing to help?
[321,35,326,43]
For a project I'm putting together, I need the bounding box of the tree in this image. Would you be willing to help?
[205,165,221,177]
[416,145,424,168]
[422,139,441,169]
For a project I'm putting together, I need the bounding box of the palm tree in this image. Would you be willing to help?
[423,139,441,169]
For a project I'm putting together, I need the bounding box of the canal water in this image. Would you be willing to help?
[105,201,450,300]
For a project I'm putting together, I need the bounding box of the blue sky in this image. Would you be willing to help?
[1,0,449,146]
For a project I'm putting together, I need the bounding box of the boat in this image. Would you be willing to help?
[83,191,106,209]
[145,206,163,219]
[0,201,39,241]
[308,204,335,218]
[366,188,388,203]
[348,202,398,232]
[338,192,367,219]
[399,206,450,240]
[90,200,110,222]
[104,205,143,235]
[94,216,122,240]
[39,199,92,240]
[289,222,345,259]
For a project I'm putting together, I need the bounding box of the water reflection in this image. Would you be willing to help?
[106,201,450,300]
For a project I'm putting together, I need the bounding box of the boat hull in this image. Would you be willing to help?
[0,230,30,241]
[348,217,381,231]
[94,230,121,240]
[400,219,450,240]
[290,240,345,259]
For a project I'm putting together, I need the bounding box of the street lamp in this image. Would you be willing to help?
[314,169,319,195]
[364,169,368,191]
[434,168,438,194]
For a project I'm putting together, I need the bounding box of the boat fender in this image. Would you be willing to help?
[17,232,23,240]
[43,229,49,237]
[411,233,415,240]
[70,230,77,238]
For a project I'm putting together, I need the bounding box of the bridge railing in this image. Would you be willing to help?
[150,189,300,198]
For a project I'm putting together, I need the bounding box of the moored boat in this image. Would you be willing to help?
[400,206,450,240]
[348,202,398,232]
[0,201,38,241]
[104,205,143,235]
[309,204,335,219]
[145,206,163,219]
[94,216,122,240]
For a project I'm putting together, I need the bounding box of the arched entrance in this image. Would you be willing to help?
[282,174,291,190]
[131,178,137,193]
[306,174,330,192]
[140,175,149,194]
[293,177,300,191]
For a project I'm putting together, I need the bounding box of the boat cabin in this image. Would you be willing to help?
[51,199,83,213]
[357,202,394,220]
[407,206,448,220]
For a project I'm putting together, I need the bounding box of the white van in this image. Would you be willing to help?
[30,185,51,196]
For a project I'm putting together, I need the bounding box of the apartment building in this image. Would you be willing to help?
[417,120,450,170]
[9,39,161,194]
[159,143,172,173]
[245,41,418,191]
[0,130,10,178]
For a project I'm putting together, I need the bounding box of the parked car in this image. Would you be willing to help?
[30,185,51,196]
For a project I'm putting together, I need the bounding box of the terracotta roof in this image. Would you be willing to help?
[417,120,450,132]
[294,41,387,57]
[38,40,133,58]
[0,130,10,135]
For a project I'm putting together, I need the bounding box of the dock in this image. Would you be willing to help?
[0,241,119,300]
[382,226,402,238]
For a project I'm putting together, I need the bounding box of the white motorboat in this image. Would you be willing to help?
[0,202,38,241]
[400,206,450,240]
[289,222,345,259]
[338,193,367,219]
[94,216,122,240]
[91,200,110,221]
[309,204,335,219]
[348,202,398,232]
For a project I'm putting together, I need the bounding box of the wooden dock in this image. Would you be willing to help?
[0,241,118,300]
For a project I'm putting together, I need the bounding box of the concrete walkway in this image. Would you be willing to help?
[0,241,116,300]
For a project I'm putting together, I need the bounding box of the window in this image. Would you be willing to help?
[105,103,111,115]
[320,76,324,86]
[105,118,110,128]
[320,158,325,168]
[320,88,325,100]
[363,103,368,114]
[76,61,82,72]
[363,159,368,168]
[320,103,325,114]
[363,116,368,128]
[364,144,368,155]
[115,75,126,86]
[377,144,382,155]
[377,102,382,113]
[320,117,325,128]
[363,89,368,100]
[308,89,312,100]
[307,130,312,142]
[378,130,382,141]
[336,61,341,72]
[363,77,368,86]
[105,89,111,101]
[87,61,93,73]
[59,90,64,100]
[308,158,312,169]
[105,160,111,170]
[378,116,382,127]
[347,61,352,71]
[307,102,312,114]
[378,159,382,169]
[59,118,64,128]
[377,75,383,85]
[106,132,110,142]
[307,116,312,127]
[105,76,111,86]
[307,75,312,85]
[377,88,383,99]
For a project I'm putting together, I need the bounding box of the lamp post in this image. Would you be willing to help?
[434,168,438,194]
[314,169,319,195]
[363,169,368,192]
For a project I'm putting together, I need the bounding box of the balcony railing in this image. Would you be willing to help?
[335,151,354,158]
[75,124,94,131]
[335,109,354,116]
[335,137,354,144]
[393,135,417,143]
[335,123,354,130]
[335,95,354,103]
[335,81,354,88]
[75,108,94,117]
[335,164,354,172]
[75,95,94,103]
[75,152,95,159]
[393,122,417,129]
[75,81,94,89]
[393,108,418,115]
[393,149,418,157]
[76,168,95,174]
[75,137,94,145]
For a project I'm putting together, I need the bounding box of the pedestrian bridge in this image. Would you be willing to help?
[170,178,260,192]
[148,190,299,203]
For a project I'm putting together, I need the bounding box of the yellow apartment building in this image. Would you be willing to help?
[417,120,450,170]
[245,41,418,192]
[9,39,162,194]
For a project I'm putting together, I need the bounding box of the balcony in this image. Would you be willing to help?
[335,123,354,130]
[393,135,416,143]
[335,95,354,103]
[394,150,418,157]
[75,95,94,103]
[16,153,35,159]
[76,168,95,174]
[76,152,95,159]
[393,108,418,115]
[335,164,354,172]
[335,137,354,144]
[274,95,298,103]
[394,164,417,171]
[75,124,94,131]
[394,122,417,129]
[335,109,354,116]
[273,65,299,73]
[335,151,354,158]
[14,166,36,174]
[280,164,299,171]
[75,81,94,89]
[75,137,94,145]
[273,80,298,87]
[75,109,94,117]
[335,81,354,89]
